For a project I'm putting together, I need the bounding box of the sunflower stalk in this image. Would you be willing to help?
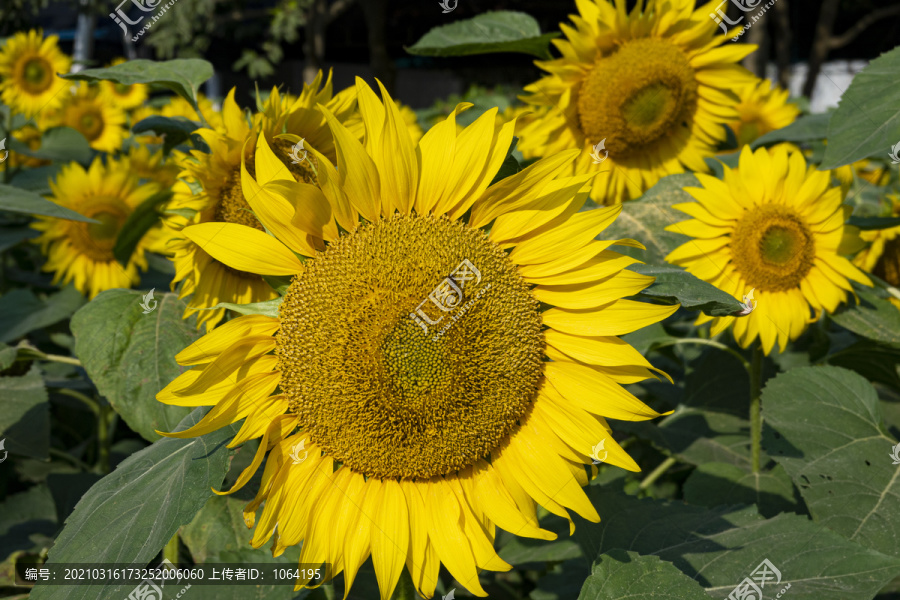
[749,342,764,474]
[391,568,418,600]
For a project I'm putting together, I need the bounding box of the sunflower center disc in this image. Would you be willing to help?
[272,138,318,185]
[577,38,698,159]
[22,58,51,92]
[78,110,104,140]
[74,202,128,260]
[731,205,815,291]
[874,236,900,286]
[277,214,545,479]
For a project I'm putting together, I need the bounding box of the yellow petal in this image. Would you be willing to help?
[183,222,304,275]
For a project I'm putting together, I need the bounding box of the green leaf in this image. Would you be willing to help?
[826,340,900,388]
[5,127,92,164]
[598,173,695,263]
[132,116,201,153]
[208,297,282,318]
[497,516,582,565]
[848,215,900,230]
[0,226,37,252]
[28,409,237,600]
[751,113,831,148]
[0,184,98,223]
[0,286,85,344]
[763,365,900,558]
[113,190,172,265]
[629,264,744,316]
[0,343,16,370]
[0,367,49,459]
[829,285,900,346]
[406,11,559,59]
[578,550,709,600]
[70,289,199,442]
[572,490,900,600]
[7,164,62,195]
[61,59,214,114]
[821,46,900,169]
[0,485,57,561]
[682,462,798,517]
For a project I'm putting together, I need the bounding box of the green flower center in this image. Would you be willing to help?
[731,205,815,292]
[21,58,52,94]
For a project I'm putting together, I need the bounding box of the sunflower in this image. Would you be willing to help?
[50,83,127,153]
[157,79,675,599]
[666,145,872,354]
[0,30,71,118]
[726,78,800,147]
[854,194,900,309]
[164,74,356,330]
[120,143,180,189]
[517,0,755,204]
[3,125,50,169]
[31,158,159,299]
[97,58,148,110]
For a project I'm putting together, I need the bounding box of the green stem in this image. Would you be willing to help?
[390,568,418,600]
[55,388,101,415]
[163,533,179,566]
[652,338,750,371]
[48,447,94,471]
[16,345,83,367]
[97,404,112,473]
[749,342,764,474]
[639,456,677,491]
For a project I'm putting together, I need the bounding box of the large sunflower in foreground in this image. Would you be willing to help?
[0,30,71,118]
[854,193,900,309]
[726,78,799,148]
[666,145,871,354]
[164,73,357,330]
[32,158,159,298]
[158,79,675,599]
[517,0,755,204]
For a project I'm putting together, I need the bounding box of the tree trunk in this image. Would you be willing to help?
[359,0,395,93]
[771,0,792,88]
[743,17,768,77]
[72,0,95,72]
[302,0,327,84]
[802,0,840,99]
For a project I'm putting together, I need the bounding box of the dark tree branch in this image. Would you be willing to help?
[802,0,840,99]
[772,0,792,88]
[828,4,900,49]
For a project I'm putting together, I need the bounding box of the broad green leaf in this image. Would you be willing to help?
[829,285,900,346]
[751,113,831,148]
[29,409,237,600]
[0,286,84,344]
[762,366,900,558]
[0,343,17,369]
[848,215,900,230]
[0,184,97,223]
[132,116,201,153]
[208,297,282,318]
[826,341,900,388]
[497,516,581,565]
[70,289,198,442]
[572,490,900,600]
[598,173,695,263]
[113,190,172,265]
[5,127,92,164]
[6,164,61,195]
[0,485,57,561]
[530,559,590,600]
[629,264,744,316]
[621,322,677,355]
[0,226,36,252]
[406,11,559,59]
[61,59,214,114]
[821,46,900,169]
[682,462,798,517]
[182,494,300,564]
[578,550,708,600]
[45,473,103,525]
[0,367,49,459]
